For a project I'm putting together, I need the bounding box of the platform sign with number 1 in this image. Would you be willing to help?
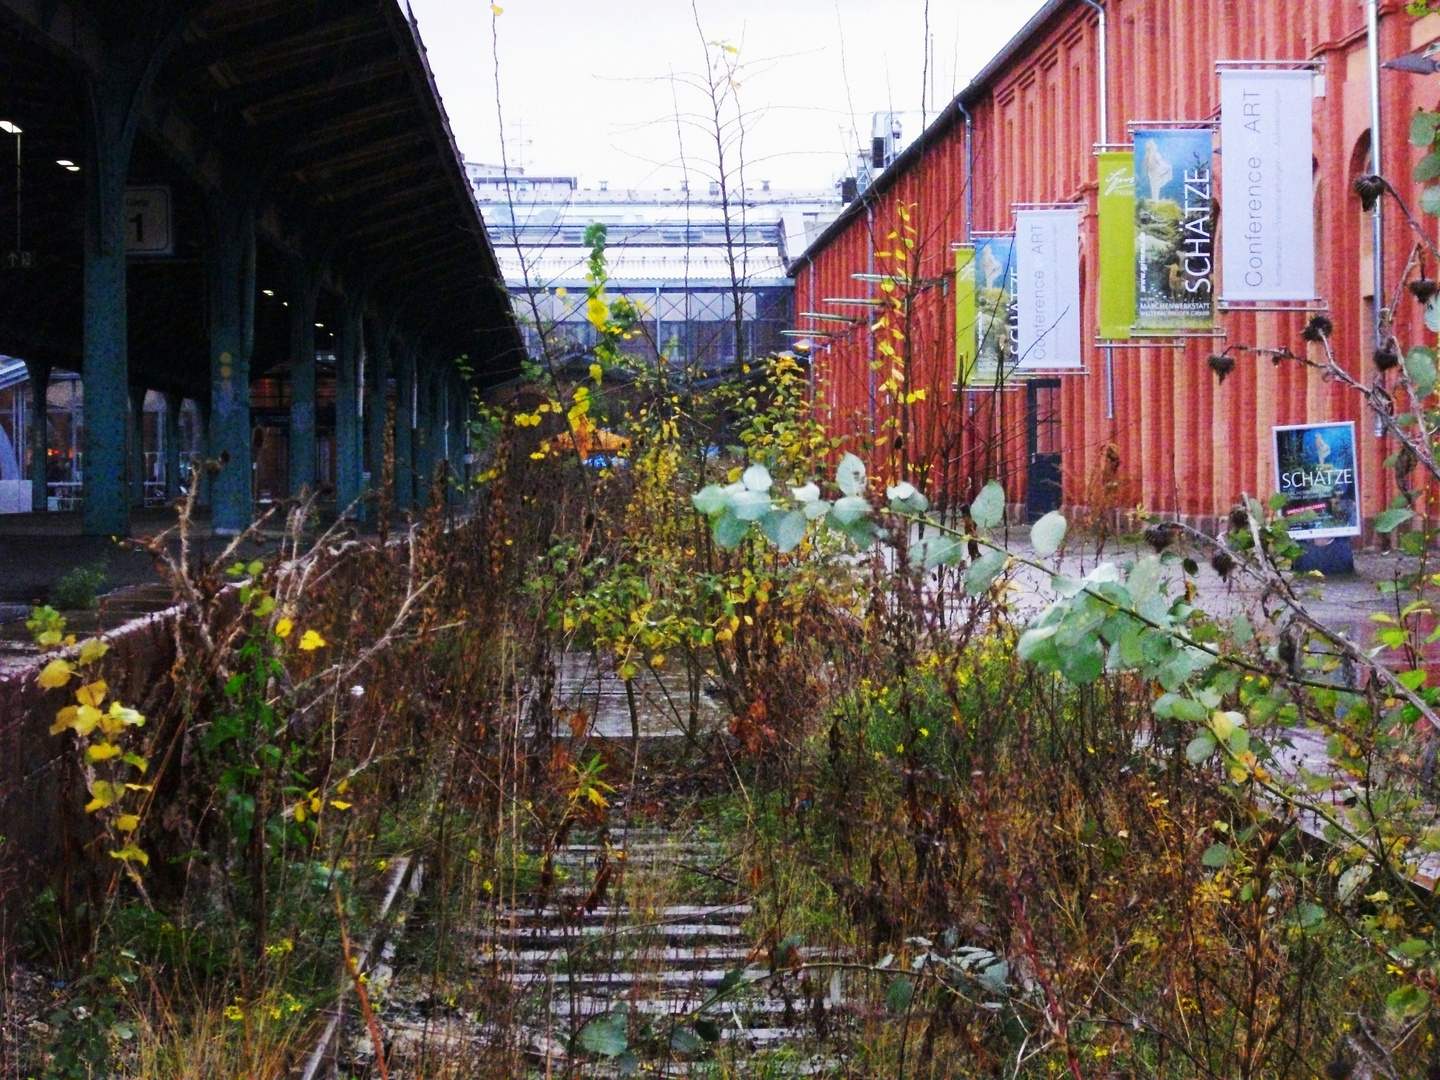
[124,186,173,255]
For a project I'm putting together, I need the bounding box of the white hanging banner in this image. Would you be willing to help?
[1014,208,1083,370]
[1219,69,1316,302]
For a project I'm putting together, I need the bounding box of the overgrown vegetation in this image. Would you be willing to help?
[16,37,1440,1080]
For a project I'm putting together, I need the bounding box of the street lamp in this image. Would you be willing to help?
[0,120,25,268]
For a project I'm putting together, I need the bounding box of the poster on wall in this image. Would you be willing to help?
[1133,128,1215,334]
[1273,421,1361,539]
[1097,150,1136,340]
[968,233,1018,385]
[954,246,977,386]
[1014,208,1083,369]
[1219,68,1316,302]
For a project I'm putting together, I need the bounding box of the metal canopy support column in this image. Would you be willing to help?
[365,319,389,506]
[81,85,136,535]
[413,360,434,508]
[288,261,319,497]
[334,300,363,515]
[128,383,146,507]
[208,195,257,535]
[79,14,181,536]
[162,391,181,502]
[394,347,415,512]
[23,359,49,511]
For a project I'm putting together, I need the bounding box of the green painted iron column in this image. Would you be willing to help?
[364,319,389,507]
[162,391,182,502]
[413,359,434,508]
[334,300,363,515]
[128,384,146,507]
[81,87,136,536]
[23,360,49,511]
[208,195,257,535]
[393,347,415,512]
[287,261,318,498]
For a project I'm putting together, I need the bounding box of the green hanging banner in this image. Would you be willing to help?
[954,246,976,386]
[1097,150,1136,340]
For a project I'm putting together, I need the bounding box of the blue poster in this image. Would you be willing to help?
[1273,422,1360,539]
[1134,128,1215,334]
[971,234,1018,385]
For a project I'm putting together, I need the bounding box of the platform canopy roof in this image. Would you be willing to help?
[0,0,522,396]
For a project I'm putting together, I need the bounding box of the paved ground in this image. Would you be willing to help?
[0,509,210,608]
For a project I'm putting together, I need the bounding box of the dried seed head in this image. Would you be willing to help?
[1229,505,1250,533]
[1374,346,1401,372]
[1207,353,1235,383]
[1301,314,1333,343]
[1144,523,1178,552]
[1210,550,1236,579]
[1410,277,1440,305]
[1352,173,1384,212]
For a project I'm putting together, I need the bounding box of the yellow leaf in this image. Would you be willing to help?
[275,617,294,639]
[85,780,119,813]
[299,630,326,651]
[86,742,121,762]
[78,638,110,667]
[490,2,503,12]
[75,680,107,709]
[294,803,306,823]
[108,844,149,867]
[49,706,79,735]
[122,752,148,774]
[555,286,567,299]
[310,796,322,814]
[116,814,140,833]
[38,659,74,689]
[73,705,104,737]
[329,800,352,811]
[586,296,608,329]
[589,364,603,382]
[109,702,144,726]
[586,787,609,807]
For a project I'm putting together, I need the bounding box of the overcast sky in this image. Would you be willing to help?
[405,0,1046,193]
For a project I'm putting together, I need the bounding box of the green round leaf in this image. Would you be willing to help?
[1030,511,1067,557]
[713,512,749,550]
[830,495,871,525]
[835,453,866,497]
[775,510,808,553]
[578,1014,629,1057]
[964,549,1008,595]
[1185,732,1217,765]
[1374,508,1414,534]
[1406,346,1438,399]
[742,463,772,492]
[885,975,915,1013]
[1201,843,1232,869]
[692,484,729,516]
[970,481,1005,529]
[729,489,773,522]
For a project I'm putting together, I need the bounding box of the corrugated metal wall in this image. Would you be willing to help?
[796,0,1438,529]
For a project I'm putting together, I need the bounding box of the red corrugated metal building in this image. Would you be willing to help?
[791,0,1440,532]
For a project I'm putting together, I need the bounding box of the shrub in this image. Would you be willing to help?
[50,564,106,610]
